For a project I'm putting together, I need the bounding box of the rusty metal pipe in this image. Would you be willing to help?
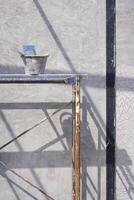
[72,76,80,200]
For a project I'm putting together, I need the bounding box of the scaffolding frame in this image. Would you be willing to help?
[0,74,81,200]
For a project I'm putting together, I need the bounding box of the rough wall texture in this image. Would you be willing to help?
[116,0,134,199]
[0,0,133,200]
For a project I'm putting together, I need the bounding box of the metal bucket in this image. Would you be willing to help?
[23,55,48,75]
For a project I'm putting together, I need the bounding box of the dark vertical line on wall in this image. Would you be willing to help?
[106,0,116,200]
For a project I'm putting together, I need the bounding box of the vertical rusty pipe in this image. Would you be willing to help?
[72,76,80,200]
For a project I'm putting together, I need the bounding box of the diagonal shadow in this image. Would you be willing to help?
[0,99,132,199]
[4,174,39,200]
[0,1,132,199]
[116,167,133,200]
[43,108,68,151]
[32,0,107,149]
[33,0,76,72]
[86,95,134,200]
[31,0,108,148]
[0,110,23,151]
[32,1,134,199]
[5,174,21,200]
[0,64,133,92]
[0,110,55,199]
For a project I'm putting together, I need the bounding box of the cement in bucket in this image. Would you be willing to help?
[24,55,48,75]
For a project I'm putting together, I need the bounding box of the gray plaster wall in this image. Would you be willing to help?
[116,1,134,199]
[0,0,133,200]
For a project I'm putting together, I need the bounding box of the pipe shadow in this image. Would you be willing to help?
[0,109,56,200]
[0,64,25,74]
[0,0,133,199]
[0,64,133,92]
[31,1,134,199]
[0,99,132,200]
[4,174,39,200]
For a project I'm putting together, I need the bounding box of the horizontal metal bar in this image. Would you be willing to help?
[0,74,74,84]
[0,74,87,84]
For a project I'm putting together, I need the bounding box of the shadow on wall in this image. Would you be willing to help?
[0,0,133,199]
[31,1,134,199]
[0,96,132,200]
[0,64,133,92]
[0,64,25,74]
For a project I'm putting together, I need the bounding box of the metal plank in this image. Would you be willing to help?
[0,74,87,84]
[0,74,75,84]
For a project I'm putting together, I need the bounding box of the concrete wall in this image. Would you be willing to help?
[0,0,133,200]
[116,0,134,199]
